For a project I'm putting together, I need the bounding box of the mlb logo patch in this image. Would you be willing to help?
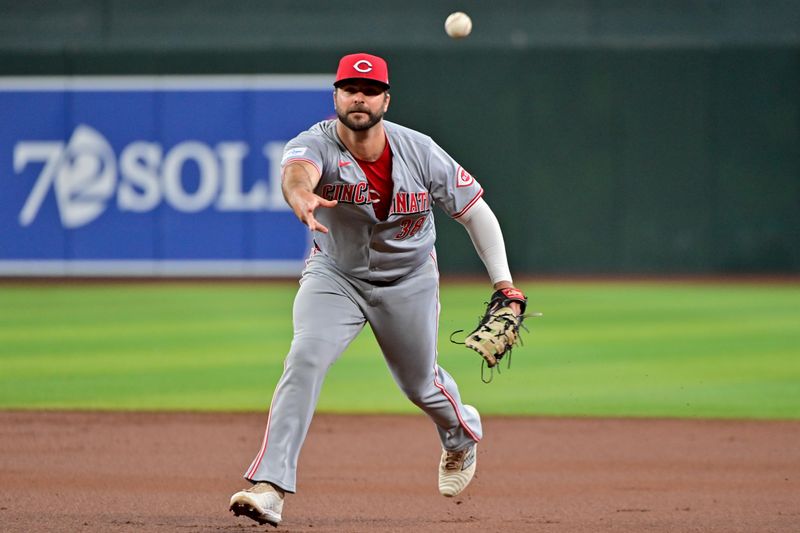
[281,146,308,164]
[456,167,475,188]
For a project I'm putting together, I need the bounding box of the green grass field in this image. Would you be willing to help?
[1,281,798,419]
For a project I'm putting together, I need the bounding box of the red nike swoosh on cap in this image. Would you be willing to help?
[339,161,351,167]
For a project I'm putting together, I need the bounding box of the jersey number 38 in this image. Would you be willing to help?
[394,215,427,240]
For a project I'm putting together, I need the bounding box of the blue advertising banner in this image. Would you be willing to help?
[0,75,333,276]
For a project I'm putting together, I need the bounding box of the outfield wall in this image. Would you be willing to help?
[1,1,798,275]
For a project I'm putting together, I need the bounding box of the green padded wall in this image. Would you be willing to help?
[1,1,797,274]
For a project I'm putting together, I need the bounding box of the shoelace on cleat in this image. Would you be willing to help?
[443,449,468,470]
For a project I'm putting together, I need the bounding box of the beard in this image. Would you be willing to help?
[336,105,385,132]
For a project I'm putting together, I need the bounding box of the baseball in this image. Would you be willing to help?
[445,12,472,39]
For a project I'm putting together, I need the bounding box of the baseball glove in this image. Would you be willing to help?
[453,287,540,382]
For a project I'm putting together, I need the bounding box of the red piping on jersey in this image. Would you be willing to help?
[282,157,321,176]
[430,254,481,443]
[452,189,484,219]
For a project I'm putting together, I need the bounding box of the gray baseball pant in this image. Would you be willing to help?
[243,252,482,493]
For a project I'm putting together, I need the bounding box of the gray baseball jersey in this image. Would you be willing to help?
[281,119,484,282]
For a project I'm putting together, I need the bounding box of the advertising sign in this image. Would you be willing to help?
[0,75,333,276]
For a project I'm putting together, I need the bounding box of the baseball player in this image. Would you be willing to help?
[230,52,525,527]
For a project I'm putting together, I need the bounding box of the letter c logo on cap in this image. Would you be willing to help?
[353,60,373,73]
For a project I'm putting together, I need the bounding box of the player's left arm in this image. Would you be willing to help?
[455,198,523,315]
[421,140,524,313]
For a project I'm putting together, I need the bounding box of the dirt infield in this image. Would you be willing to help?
[1,412,798,532]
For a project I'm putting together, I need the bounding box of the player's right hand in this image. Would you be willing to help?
[282,160,336,233]
[291,189,337,234]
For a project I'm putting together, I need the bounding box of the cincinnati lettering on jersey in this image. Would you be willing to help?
[320,182,370,204]
[390,191,430,215]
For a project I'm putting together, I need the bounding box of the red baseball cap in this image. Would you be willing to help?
[334,53,390,89]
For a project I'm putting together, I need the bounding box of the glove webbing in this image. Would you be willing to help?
[478,311,527,383]
[450,287,533,383]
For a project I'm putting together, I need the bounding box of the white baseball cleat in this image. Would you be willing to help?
[229,482,284,527]
[438,405,480,497]
[439,443,478,497]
